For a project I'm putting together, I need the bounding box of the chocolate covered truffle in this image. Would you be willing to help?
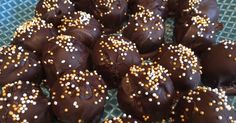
[170,86,236,123]
[123,7,164,54]
[0,45,42,86]
[58,11,102,48]
[175,0,221,55]
[12,17,57,55]
[92,0,128,33]
[201,40,236,95]
[92,34,141,88]
[103,114,142,123]
[0,80,52,123]
[35,0,75,26]
[117,61,175,122]
[42,35,89,87]
[51,70,107,123]
[153,44,201,91]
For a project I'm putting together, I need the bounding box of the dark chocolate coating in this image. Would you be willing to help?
[92,0,128,34]
[153,44,201,91]
[72,0,93,14]
[117,61,175,122]
[175,0,220,55]
[123,8,164,54]
[35,0,75,26]
[92,34,141,88]
[0,45,42,86]
[0,80,52,123]
[42,35,89,87]
[170,86,236,123]
[58,11,102,48]
[201,41,236,95]
[51,70,107,123]
[12,17,57,55]
[103,115,142,123]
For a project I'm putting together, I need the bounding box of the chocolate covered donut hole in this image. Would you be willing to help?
[117,61,175,122]
[58,11,101,49]
[92,34,141,88]
[92,0,128,34]
[0,45,42,86]
[35,0,75,26]
[42,35,89,87]
[153,43,201,91]
[103,114,142,123]
[170,86,236,123]
[201,40,236,95]
[51,70,107,123]
[123,7,164,54]
[12,17,57,55]
[0,80,52,123]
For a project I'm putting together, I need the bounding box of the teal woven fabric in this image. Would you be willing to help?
[0,0,236,121]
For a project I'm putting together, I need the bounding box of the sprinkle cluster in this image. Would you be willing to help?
[0,80,47,122]
[95,0,117,16]
[158,44,201,79]
[171,86,236,123]
[98,35,138,63]
[51,70,107,112]
[13,17,53,40]
[41,0,73,12]
[59,11,93,31]
[103,114,138,123]
[48,35,78,52]
[0,45,40,77]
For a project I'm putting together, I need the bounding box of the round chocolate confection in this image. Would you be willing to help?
[12,17,57,55]
[175,0,221,55]
[170,86,236,123]
[35,0,75,26]
[58,11,102,48]
[51,70,107,123]
[72,0,93,14]
[123,7,164,54]
[92,0,128,34]
[201,40,236,95]
[92,34,141,88]
[42,35,89,87]
[153,44,201,91]
[117,61,175,122]
[103,114,142,123]
[0,80,52,123]
[0,45,42,86]
[175,14,220,55]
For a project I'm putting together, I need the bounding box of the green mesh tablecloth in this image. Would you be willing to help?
[0,0,236,121]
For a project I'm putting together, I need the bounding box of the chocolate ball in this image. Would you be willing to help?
[92,34,141,88]
[153,44,201,91]
[51,70,107,123]
[201,40,236,95]
[35,0,75,26]
[0,80,52,123]
[117,61,175,122]
[58,11,102,48]
[170,86,236,123]
[123,8,164,54]
[42,35,89,87]
[0,45,42,86]
[12,17,57,55]
[103,114,142,123]
[175,15,220,55]
[92,0,128,33]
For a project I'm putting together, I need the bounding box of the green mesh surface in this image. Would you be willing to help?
[0,0,236,121]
